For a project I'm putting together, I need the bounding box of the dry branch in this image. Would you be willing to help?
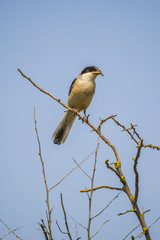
[90,220,109,239]
[34,109,53,240]
[87,137,100,240]
[80,185,122,192]
[49,150,95,190]
[133,139,143,203]
[92,191,122,220]
[0,227,22,240]
[0,219,23,240]
[60,193,72,240]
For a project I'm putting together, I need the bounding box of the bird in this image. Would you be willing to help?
[52,66,103,144]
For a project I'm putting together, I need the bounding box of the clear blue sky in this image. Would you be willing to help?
[1,1,160,239]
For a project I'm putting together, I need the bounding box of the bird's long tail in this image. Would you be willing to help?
[53,111,76,144]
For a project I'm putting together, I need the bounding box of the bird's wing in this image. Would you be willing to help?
[68,78,77,96]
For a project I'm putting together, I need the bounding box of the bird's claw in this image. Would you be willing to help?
[82,113,90,123]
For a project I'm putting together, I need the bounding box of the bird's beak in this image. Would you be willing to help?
[94,71,104,76]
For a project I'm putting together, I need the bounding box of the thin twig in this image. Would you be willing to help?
[148,216,160,229]
[34,109,52,240]
[97,114,117,130]
[118,209,135,216]
[131,124,141,140]
[0,219,23,240]
[73,158,91,179]
[123,224,140,240]
[56,220,68,235]
[60,193,72,240]
[71,217,87,230]
[90,220,109,239]
[80,185,122,193]
[0,226,23,240]
[143,143,160,150]
[110,117,138,144]
[92,191,122,220]
[87,137,100,240]
[49,150,95,190]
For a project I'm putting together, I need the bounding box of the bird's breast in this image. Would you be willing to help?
[68,80,95,112]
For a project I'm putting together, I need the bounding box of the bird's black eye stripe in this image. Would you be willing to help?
[81,66,99,75]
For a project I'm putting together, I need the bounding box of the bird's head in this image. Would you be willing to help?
[80,66,103,77]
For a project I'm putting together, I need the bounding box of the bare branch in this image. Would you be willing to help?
[87,137,100,240]
[118,209,135,216]
[49,150,95,190]
[133,139,143,203]
[34,109,53,240]
[73,158,91,179]
[110,116,139,144]
[0,219,23,240]
[130,124,141,140]
[109,117,160,151]
[56,220,68,235]
[80,185,122,193]
[0,226,23,240]
[97,114,117,130]
[71,217,87,230]
[119,208,151,217]
[148,216,160,229]
[90,220,109,239]
[123,224,140,240]
[60,193,72,240]
[92,191,122,220]
[143,143,160,150]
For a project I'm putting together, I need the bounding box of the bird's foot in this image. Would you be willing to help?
[82,111,90,123]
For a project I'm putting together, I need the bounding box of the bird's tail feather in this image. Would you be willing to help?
[53,111,76,144]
